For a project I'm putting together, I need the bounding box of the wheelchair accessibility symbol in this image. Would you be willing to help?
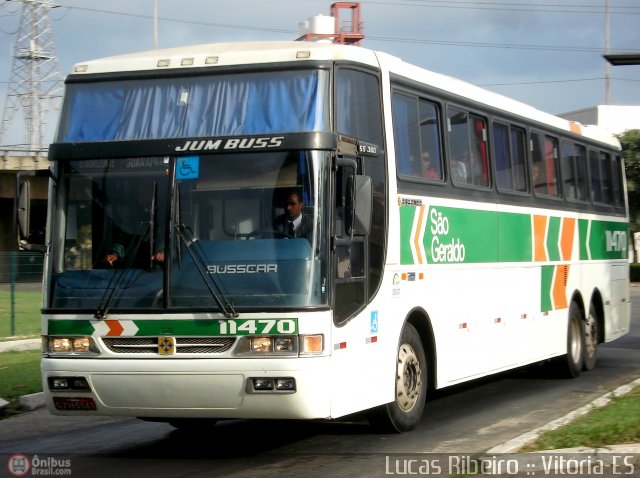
[371,311,379,334]
[176,156,200,179]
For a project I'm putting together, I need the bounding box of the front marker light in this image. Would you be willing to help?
[301,335,324,354]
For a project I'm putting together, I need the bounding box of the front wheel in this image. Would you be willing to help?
[368,323,427,432]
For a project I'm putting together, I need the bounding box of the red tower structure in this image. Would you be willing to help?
[298,2,364,46]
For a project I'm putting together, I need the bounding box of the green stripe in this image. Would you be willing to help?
[540,266,554,312]
[498,212,532,262]
[546,216,561,261]
[48,320,95,336]
[579,219,590,260]
[588,220,628,260]
[399,205,417,265]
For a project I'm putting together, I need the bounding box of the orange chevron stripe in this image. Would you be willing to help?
[105,319,124,336]
[533,215,548,262]
[560,218,575,261]
[413,206,426,264]
[553,265,569,310]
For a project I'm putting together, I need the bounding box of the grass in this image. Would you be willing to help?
[0,289,42,339]
[0,350,43,417]
[522,387,640,451]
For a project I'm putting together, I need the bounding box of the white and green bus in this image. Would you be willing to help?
[20,41,629,432]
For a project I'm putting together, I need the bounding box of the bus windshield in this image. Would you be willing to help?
[51,151,329,312]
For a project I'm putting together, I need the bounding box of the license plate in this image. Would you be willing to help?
[53,397,97,411]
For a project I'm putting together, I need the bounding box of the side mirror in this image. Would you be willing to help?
[17,179,31,242]
[16,171,49,252]
[345,175,372,236]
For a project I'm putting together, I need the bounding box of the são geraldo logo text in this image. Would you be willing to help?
[429,208,465,263]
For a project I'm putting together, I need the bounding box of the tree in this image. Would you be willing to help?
[620,129,640,234]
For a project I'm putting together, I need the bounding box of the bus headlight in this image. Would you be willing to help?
[47,336,97,355]
[235,336,298,356]
[250,336,272,353]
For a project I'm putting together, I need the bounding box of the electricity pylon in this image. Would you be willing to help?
[0,0,63,154]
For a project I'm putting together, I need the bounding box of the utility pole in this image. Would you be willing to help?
[604,0,611,105]
[0,0,63,154]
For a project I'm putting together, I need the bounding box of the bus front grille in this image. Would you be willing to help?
[102,337,236,354]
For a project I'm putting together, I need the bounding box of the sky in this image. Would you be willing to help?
[0,0,639,149]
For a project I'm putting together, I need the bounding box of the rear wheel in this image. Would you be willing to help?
[582,304,599,371]
[368,323,427,432]
[554,302,584,378]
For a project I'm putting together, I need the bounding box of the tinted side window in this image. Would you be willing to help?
[392,91,443,181]
[447,107,489,187]
[590,149,603,203]
[418,100,443,181]
[560,141,587,201]
[494,122,527,193]
[392,93,420,176]
[613,155,625,208]
[336,69,383,146]
[531,132,560,197]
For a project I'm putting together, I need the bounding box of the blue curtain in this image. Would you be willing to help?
[60,71,328,142]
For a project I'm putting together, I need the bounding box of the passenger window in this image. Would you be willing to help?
[613,155,625,208]
[560,141,587,201]
[392,91,443,181]
[531,132,560,197]
[447,107,489,187]
[392,93,420,176]
[589,150,603,203]
[418,100,443,181]
[600,151,613,204]
[589,150,616,205]
[494,122,527,192]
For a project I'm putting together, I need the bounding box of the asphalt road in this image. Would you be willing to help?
[1,287,639,477]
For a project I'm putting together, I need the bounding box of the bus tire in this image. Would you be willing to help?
[368,323,427,433]
[555,302,584,378]
[582,304,599,371]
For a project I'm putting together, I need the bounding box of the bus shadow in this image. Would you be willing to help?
[106,417,373,460]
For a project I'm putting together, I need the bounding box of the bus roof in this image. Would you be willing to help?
[70,41,620,149]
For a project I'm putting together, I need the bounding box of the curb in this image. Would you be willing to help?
[19,392,45,411]
[0,338,41,353]
[486,377,640,454]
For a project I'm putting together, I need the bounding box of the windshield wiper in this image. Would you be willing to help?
[175,224,238,318]
[94,222,150,320]
[173,185,237,318]
[95,183,159,320]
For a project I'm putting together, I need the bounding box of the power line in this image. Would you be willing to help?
[366,35,638,53]
[361,0,640,14]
